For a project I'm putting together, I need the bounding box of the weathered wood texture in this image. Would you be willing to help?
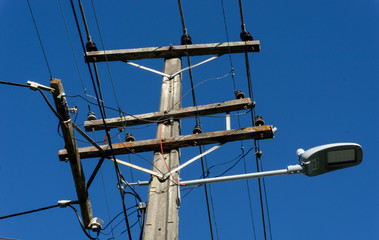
[85,41,260,62]
[143,58,182,240]
[50,79,93,228]
[58,125,274,161]
[84,98,253,131]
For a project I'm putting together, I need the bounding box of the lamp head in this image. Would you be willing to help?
[299,143,363,177]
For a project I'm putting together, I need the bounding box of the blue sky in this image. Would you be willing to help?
[1,0,378,239]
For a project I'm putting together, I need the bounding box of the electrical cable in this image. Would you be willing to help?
[207,184,220,240]
[0,204,59,220]
[118,173,143,207]
[236,1,272,239]
[26,0,53,80]
[124,192,142,203]
[101,167,116,239]
[0,80,29,88]
[220,0,238,91]
[242,147,258,240]
[220,1,259,238]
[92,131,114,239]
[260,160,273,240]
[117,134,166,177]
[65,71,231,126]
[160,121,185,186]
[57,0,91,111]
[104,217,140,240]
[37,88,65,122]
[177,2,217,239]
[138,207,146,240]
[89,0,123,115]
[0,80,66,124]
[70,1,133,238]
[180,185,200,199]
[214,147,254,177]
[254,143,267,240]
[206,151,244,171]
[238,0,247,32]
[68,205,98,240]
[102,207,135,232]
[127,154,139,222]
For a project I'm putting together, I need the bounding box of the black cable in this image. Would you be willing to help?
[89,0,123,115]
[242,148,257,240]
[260,160,273,240]
[138,207,146,240]
[236,1,271,238]
[198,147,214,240]
[0,80,29,88]
[26,0,53,80]
[220,0,237,91]
[37,88,65,122]
[68,205,98,240]
[177,2,215,239]
[102,206,136,232]
[255,151,267,240]
[207,150,245,173]
[180,185,200,199]
[104,216,140,240]
[65,71,231,126]
[206,183,220,240]
[70,2,133,238]
[116,135,166,177]
[0,80,64,122]
[0,204,59,220]
[221,1,259,236]
[124,191,142,203]
[238,0,247,32]
[214,147,254,177]
[57,0,91,111]
[119,174,143,203]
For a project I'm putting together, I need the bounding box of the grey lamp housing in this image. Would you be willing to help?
[299,143,363,177]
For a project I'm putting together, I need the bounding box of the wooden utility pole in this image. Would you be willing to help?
[50,79,93,228]
[143,58,182,240]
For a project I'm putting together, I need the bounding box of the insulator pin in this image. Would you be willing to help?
[240,30,254,41]
[87,111,97,121]
[254,115,265,126]
[125,132,135,142]
[86,41,98,52]
[235,90,245,99]
[181,34,192,45]
[192,124,203,134]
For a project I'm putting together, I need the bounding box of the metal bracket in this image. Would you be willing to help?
[27,80,55,93]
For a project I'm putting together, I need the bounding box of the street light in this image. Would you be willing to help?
[131,143,363,186]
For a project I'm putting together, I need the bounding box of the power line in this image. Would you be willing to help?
[26,0,53,80]
[89,0,123,114]
[0,204,60,220]
[219,1,259,238]
[236,1,273,239]
[220,0,237,91]
[176,2,217,239]
[0,80,29,88]
[70,1,134,238]
[57,0,91,111]
[260,159,273,240]
[242,148,258,240]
